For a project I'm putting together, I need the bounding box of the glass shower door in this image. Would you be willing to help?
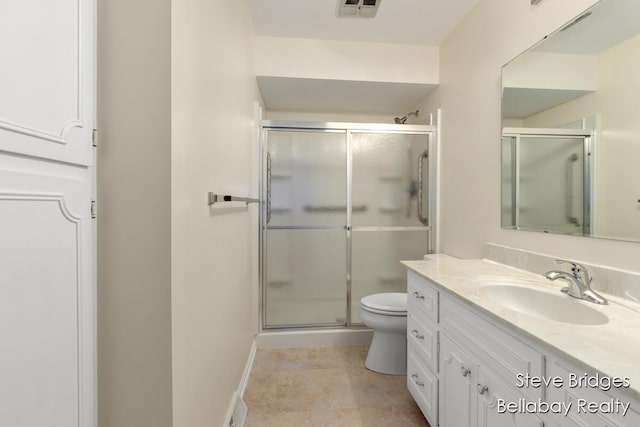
[502,133,589,235]
[264,129,347,327]
[350,132,431,324]
[518,136,586,233]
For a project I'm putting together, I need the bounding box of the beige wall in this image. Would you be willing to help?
[265,110,394,123]
[256,36,439,84]
[97,0,174,426]
[432,0,640,272]
[171,0,261,426]
[99,0,260,425]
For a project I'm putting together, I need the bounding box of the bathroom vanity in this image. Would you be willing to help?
[404,257,640,427]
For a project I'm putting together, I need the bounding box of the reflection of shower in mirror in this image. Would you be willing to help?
[566,153,580,226]
[501,0,640,243]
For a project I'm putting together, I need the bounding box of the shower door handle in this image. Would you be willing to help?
[266,152,272,225]
[565,153,579,225]
[417,150,429,226]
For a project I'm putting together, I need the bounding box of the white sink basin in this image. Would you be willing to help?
[478,284,609,325]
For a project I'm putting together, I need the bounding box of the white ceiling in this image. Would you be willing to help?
[247,0,479,46]
[534,0,640,55]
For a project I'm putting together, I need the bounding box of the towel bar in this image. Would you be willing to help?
[208,192,259,206]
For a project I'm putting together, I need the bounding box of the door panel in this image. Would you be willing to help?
[0,163,94,427]
[518,136,585,233]
[502,134,587,235]
[0,1,95,425]
[265,229,347,327]
[267,130,346,227]
[0,0,94,166]
[351,133,429,227]
[351,230,429,323]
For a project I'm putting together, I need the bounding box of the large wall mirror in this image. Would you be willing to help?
[501,0,640,242]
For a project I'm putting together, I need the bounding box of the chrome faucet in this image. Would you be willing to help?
[544,259,608,305]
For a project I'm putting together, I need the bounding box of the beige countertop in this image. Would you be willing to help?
[402,257,640,400]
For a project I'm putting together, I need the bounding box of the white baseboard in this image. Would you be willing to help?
[239,340,257,397]
[256,328,373,349]
[223,339,257,427]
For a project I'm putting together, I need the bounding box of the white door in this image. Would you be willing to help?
[0,1,96,426]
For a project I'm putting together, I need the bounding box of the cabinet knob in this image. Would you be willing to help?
[411,329,424,340]
[412,291,425,300]
[460,366,471,377]
[477,383,489,395]
[411,374,425,387]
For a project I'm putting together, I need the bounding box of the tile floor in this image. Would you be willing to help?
[244,345,430,427]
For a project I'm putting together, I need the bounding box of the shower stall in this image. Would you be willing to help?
[501,127,592,235]
[260,121,437,330]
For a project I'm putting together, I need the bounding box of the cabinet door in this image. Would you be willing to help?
[440,333,476,427]
[477,367,544,427]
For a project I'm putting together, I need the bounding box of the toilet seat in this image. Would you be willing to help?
[360,293,407,316]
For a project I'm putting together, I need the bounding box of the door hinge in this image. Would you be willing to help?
[91,200,97,219]
[92,129,98,147]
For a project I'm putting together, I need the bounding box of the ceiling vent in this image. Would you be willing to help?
[338,0,381,18]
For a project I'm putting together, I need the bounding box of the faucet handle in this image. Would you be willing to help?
[554,259,592,283]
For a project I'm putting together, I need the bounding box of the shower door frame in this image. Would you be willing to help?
[259,121,437,331]
[502,127,592,236]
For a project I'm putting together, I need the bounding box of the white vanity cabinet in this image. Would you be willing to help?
[407,270,543,427]
[544,356,640,427]
[439,332,543,427]
[406,262,640,427]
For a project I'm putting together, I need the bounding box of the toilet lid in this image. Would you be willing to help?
[360,293,407,313]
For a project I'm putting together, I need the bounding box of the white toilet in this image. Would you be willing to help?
[359,292,408,375]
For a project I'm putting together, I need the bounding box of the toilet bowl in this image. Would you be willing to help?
[359,293,407,375]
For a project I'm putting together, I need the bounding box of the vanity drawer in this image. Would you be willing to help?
[408,349,438,427]
[440,293,544,401]
[407,270,439,323]
[408,313,438,373]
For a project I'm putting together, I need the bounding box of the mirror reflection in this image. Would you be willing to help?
[501,0,640,242]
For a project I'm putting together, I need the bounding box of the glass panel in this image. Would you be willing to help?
[352,133,429,226]
[514,136,585,234]
[267,130,347,227]
[265,229,347,327]
[351,230,429,324]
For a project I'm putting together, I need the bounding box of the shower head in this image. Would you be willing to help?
[394,110,419,124]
